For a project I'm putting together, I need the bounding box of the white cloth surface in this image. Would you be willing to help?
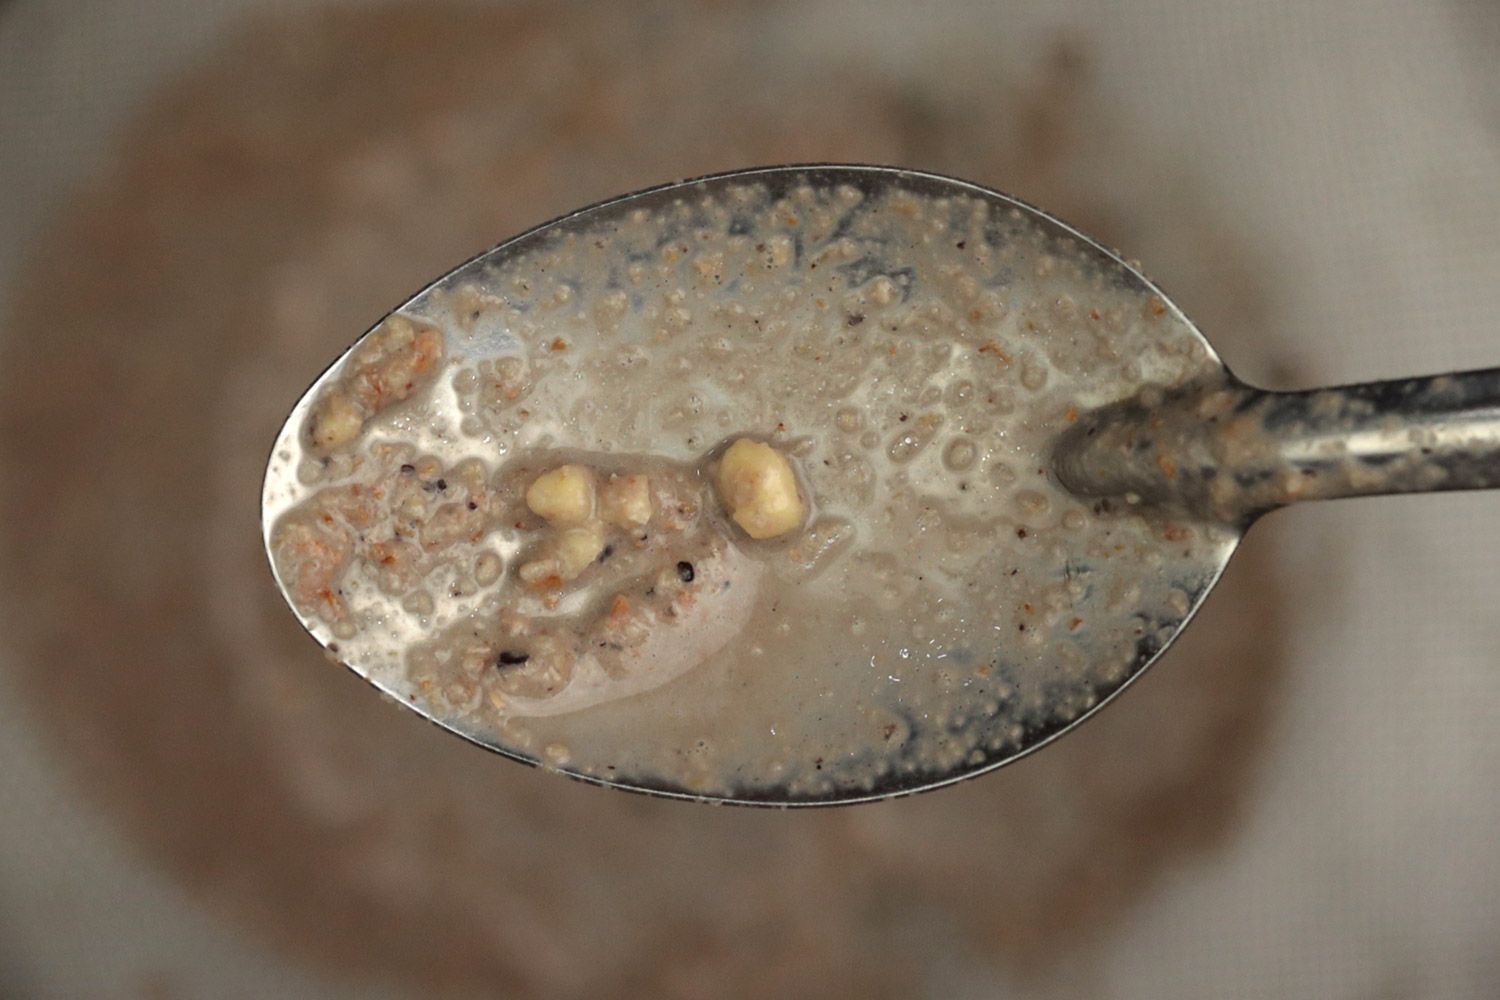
[1,1,1497,997]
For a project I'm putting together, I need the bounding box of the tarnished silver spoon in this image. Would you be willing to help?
[263,164,1499,806]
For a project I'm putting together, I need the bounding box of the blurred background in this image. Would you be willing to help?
[1,0,1498,997]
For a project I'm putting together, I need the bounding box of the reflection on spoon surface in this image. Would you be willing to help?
[262,164,1240,805]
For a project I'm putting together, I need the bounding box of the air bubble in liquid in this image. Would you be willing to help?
[942,438,977,472]
[944,379,975,407]
[1020,364,1048,390]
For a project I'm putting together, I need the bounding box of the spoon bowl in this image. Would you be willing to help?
[264,164,1499,805]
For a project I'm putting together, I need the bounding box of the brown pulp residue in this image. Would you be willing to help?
[0,3,1289,995]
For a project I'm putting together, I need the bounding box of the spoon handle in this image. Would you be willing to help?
[1053,367,1500,524]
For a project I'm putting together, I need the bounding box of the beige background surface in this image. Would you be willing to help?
[2,1,1498,997]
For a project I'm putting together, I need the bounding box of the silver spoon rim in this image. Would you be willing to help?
[261,162,1238,808]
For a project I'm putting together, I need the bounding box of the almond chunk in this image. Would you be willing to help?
[714,438,806,540]
[525,465,596,526]
[600,474,652,529]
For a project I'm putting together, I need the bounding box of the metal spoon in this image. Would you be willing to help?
[263,164,1499,806]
